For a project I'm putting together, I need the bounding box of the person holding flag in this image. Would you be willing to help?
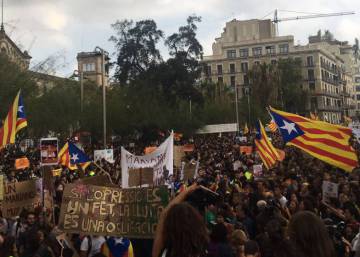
[269,106,358,172]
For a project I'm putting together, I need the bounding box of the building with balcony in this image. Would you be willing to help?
[201,19,358,124]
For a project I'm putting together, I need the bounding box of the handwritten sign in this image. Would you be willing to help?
[2,179,43,218]
[40,138,58,166]
[59,184,169,238]
[174,146,185,167]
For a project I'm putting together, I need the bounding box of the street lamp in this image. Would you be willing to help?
[242,83,251,126]
[235,84,240,132]
[71,70,84,113]
[94,46,109,149]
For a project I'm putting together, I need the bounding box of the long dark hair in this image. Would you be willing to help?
[287,211,336,257]
[163,202,209,257]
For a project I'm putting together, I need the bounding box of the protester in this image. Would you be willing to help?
[0,130,359,257]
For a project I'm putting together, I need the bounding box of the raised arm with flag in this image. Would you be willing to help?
[269,107,358,172]
[0,90,27,147]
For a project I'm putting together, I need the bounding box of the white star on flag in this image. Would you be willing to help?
[71,153,79,162]
[280,120,297,135]
[18,106,24,112]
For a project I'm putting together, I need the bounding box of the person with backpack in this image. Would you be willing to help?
[80,235,106,257]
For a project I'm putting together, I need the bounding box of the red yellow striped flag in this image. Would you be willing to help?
[0,91,27,147]
[255,120,281,169]
[269,107,358,172]
[266,119,277,132]
[58,143,90,170]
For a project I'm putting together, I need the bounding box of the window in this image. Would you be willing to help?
[243,74,249,85]
[217,65,222,75]
[309,82,315,90]
[230,76,236,87]
[355,77,360,83]
[239,48,249,58]
[82,63,95,72]
[227,50,236,59]
[241,62,248,73]
[307,56,314,67]
[206,65,211,76]
[230,63,236,73]
[279,44,289,54]
[356,86,360,91]
[218,77,223,84]
[271,60,277,65]
[254,61,260,65]
[265,45,276,55]
[310,97,317,109]
[357,95,360,100]
[252,47,262,57]
[308,69,315,81]
[326,98,331,106]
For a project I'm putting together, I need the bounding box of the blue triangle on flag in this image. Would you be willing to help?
[68,142,91,164]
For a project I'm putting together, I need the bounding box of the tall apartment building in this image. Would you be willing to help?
[201,19,358,123]
[77,50,110,87]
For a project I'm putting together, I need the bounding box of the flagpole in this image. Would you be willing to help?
[93,162,113,184]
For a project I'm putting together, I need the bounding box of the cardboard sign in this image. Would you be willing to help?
[128,168,154,187]
[322,181,339,203]
[94,149,114,163]
[0,175,3,201]
[174,145,185,167]
[2,179,43,218]
[40,138,59,166]
[58,184,169,238]
[77,175,113,187]
[183,162,196,181]
[15,157,30,170]
[239,146,253,155]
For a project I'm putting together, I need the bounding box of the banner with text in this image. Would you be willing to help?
[121,133,173,188]
[94,149,114,163]
[58,184,169,238]
[2,179,43,218]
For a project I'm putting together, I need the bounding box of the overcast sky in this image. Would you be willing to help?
[2,0,360,77]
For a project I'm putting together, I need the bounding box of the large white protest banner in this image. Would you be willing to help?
[121,133,173,188]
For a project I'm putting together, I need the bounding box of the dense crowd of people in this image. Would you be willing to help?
[0,131,359,257]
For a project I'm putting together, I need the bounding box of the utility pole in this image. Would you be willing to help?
[95,46,108,149]
[80,70,84,113]
[1,0,4,31]
[235,84,239,132]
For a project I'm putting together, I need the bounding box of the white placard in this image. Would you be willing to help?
[121,133,173,188]
[322,181,339,203]
[94,149,114,163]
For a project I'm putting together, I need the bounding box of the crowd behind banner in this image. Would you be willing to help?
[0,130,359,257]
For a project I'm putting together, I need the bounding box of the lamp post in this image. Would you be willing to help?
[71,70,84,113]
[94,46,109,149]
[235,84,240,132]
[242,83,251,125]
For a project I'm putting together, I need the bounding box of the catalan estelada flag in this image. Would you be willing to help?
[58,142,90,170]
[255,120,280,169]
[0,91,27,147]
[269,107,358,172]
[266,119,277,132]
[101,237,134,257]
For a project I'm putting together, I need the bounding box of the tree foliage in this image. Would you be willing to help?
[110,19,164,84]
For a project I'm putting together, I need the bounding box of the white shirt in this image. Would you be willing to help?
[80,236,106,257]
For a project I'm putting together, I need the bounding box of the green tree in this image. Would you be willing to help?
[110,19,164,84]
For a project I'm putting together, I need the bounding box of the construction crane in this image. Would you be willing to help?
[271,9,355,35]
